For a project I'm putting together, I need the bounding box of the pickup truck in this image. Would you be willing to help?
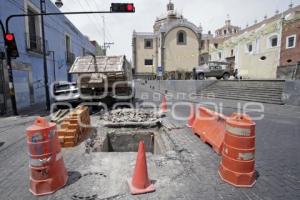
[52,81,81,108]
[193,61,235,80]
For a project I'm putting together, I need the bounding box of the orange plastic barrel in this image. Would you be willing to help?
[26,117,68,196]
[219,113,256,187]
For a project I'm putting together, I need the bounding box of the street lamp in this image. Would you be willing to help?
[55,0,63,8]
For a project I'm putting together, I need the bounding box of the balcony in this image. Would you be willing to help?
[25,32,48,54]
[66,51,75,65]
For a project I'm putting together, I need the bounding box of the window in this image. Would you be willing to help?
[144,39,153,49]
[269,35,278,47]
[214,43,219,49]
[256,38,260,53]
[200,40,205,50]
[65,35,74,64]
[218,52,222,59]
[224,30,227,35]
[65,35,71,53]
[231,49,234,57]
[246,43,253,53]
[144,59,153,66]
[177,31,186,45]
[286,35,296,49]
[26,5,42,53]
[200,56,205,63]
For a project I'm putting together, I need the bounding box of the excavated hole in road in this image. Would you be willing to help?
[105,131,156,154]
[86,129,167,155]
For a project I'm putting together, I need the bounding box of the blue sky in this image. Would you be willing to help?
[51,0,300,59]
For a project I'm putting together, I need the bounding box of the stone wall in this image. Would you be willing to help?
[282,80,300,106]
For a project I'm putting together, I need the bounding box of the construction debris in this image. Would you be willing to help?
[161,118,185,130]
[51,109,70,123]
[100,109,162,128]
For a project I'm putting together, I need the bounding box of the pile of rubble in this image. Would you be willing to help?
[100,109,161,125]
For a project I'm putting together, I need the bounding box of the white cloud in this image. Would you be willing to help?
[51,0,300,60]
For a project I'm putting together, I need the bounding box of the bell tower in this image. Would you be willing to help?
[167,0,174,12]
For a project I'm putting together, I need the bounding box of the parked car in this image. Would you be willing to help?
[193,61,234,80]
[52,82,81,106]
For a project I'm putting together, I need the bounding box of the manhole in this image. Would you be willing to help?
[69,172,107,200]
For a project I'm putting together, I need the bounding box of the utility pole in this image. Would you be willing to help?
[102,16,114,54]
[5,49,18,115]
[102,16,105,48]
[0,21,18,115]
[0,20,17,115]
[3,3,135,115]
[40,0,50,111]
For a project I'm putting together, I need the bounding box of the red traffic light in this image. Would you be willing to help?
[4,33,19,59]
[126,4,134,12]
[111,3,135,13]
[5,33,14,41]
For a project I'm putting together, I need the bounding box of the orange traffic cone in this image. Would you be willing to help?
[186,104,196,128]
[127,141,155,195]
[26,117,68,196]
[160,96,167,113]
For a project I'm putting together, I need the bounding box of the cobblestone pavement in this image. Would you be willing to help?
[0,83,299,200]
[136,81,300,200]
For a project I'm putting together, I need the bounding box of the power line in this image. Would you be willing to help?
[74,0,103,42]
[6,0,90,44]
[4,1,94,59]
[90,0,113,43]
[89,0,114,51]
[90,0,106,43]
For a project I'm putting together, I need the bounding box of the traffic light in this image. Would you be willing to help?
[111,3,135,13]
[5,33,19,59]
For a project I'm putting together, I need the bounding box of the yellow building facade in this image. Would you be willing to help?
[209,6,300,79]
[132,1,202,80]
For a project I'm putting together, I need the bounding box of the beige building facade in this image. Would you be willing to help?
[132,1,202,80]
[209,5,300,79]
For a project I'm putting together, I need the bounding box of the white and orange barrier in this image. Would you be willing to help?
[26,117,68,196]
[191,107,227,154]
[219,113,256,187]
[189,106,257,187]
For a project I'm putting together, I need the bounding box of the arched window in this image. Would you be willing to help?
[177,31,186,45]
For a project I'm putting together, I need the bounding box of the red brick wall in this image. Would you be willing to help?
[280,19,300,66]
